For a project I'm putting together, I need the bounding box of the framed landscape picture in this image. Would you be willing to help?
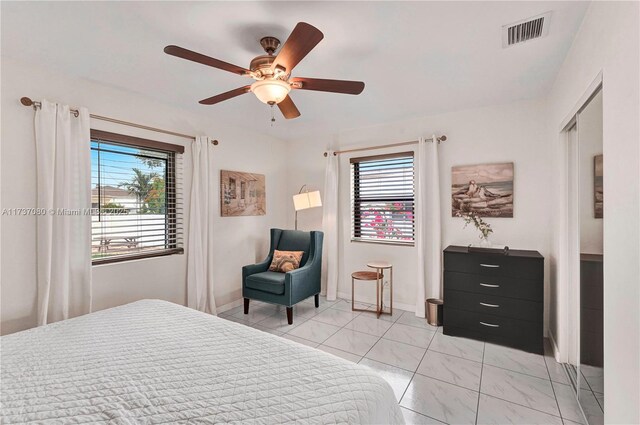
[451,162,514,218]
[594,154,603,218]
[220,170,266,217]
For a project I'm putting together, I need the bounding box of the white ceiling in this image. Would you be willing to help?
[1,1,589,141]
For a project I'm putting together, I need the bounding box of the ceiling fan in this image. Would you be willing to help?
[164,22,365,120]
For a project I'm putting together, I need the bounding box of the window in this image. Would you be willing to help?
[351,152,415,245]
[91,130,184,264]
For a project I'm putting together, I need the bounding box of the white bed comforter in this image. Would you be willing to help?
[1,300,404,424]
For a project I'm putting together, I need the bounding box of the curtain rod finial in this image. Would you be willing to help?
[324,152,328,157]
[212,139,219,146]
[20,97,34,106]
[438,135,447,142]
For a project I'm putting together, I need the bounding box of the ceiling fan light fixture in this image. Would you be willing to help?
[250,79,291,104]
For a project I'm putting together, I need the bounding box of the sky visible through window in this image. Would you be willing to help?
[91,141,167,202]
[91,140,171,260]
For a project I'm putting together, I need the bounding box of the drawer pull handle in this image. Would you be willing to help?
[480,263,500,268]
[480,302,500,308]
[480,321,500,328]
[480,283,500,288]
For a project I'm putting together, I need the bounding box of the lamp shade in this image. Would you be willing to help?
[250,79,291,104]
[293,190,322,211]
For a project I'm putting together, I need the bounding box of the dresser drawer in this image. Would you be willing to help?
[444,271,543,302]
[443,308,543,354]
[444,289,542,322]
[444,252,543,280]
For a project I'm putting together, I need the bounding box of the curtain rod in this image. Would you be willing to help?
[20,97,218,145]
[323,135,446,157]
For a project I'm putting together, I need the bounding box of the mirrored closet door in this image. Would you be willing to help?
[566,88,604,425]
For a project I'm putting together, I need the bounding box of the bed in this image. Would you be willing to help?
[1,300,404,424]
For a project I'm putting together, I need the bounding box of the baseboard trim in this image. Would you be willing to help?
[216,298,243,315]
[219,293,416,315]
[337,291,415,313]
[548,329,561,362]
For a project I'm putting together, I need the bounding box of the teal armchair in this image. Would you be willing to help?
[242,228,324,324]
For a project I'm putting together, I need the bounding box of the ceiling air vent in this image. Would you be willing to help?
[502,12,551,48]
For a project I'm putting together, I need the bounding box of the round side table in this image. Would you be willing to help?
[367,261,393,318]
[351,271,382,314]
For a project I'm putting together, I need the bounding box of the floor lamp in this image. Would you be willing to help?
[293,185,322,230]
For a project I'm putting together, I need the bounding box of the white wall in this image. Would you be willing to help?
[287,98,553,322]
[546,2,640,423]
[1,57,288,335]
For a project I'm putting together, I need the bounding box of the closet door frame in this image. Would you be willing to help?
[559,73,603,424]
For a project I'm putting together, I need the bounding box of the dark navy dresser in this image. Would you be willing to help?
[443,245,544,354]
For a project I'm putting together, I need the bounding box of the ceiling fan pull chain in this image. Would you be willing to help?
[270,104,276,126]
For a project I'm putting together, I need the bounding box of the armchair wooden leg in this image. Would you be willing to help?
[286,307,293,325]
[244,298,250,314]
[314,294,319,308]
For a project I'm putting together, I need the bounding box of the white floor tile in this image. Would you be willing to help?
[553,382,603,425]
[316,345,362,363]
[417,350,482,391]
[315,296,339,307]
[255,313,306,333]
[428,332,485,363]
[383,322,435,348]
[331,299,371,312]
[366,338,426,371]
[249,323,284,336]
[221,315,253,325]
[286,319,341,344]
[219,305,243,317]
[396,311,433,330]
[476,394,563,425]
[483,343,549,379]
[594,391,604,411]
[293,302,326,318]
[231,307,276,324]
[281,334,320,348]
[323,328,379,356]
[359,308,401,323]
[220,297,588,425]
[401,407,445,425]
[344,314,393,337]
[552,382,585,424]
[313,307,359,327]
[481,365,559,416]
[544,353,572,386]
[359,358,413,402]
[401,374,479,425]
[581,365,604,393]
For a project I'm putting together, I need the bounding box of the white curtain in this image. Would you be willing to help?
[415,135,442,317]
[322,151,339,300]
[187,136,217,314]
[35,99,92,325]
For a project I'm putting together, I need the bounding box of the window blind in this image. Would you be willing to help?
[90,132,184,264]
[351,152,415,244]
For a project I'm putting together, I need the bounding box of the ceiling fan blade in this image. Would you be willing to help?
[164,45,250,76]
[199,86,251,105]
[290,77,365,95]
[277,95,301,119]
[271,22,324,73]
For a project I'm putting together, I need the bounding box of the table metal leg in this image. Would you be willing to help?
[351,276,355,311]
[390,266,393,316]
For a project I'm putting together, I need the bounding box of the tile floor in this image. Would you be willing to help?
[220,296,603,425]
